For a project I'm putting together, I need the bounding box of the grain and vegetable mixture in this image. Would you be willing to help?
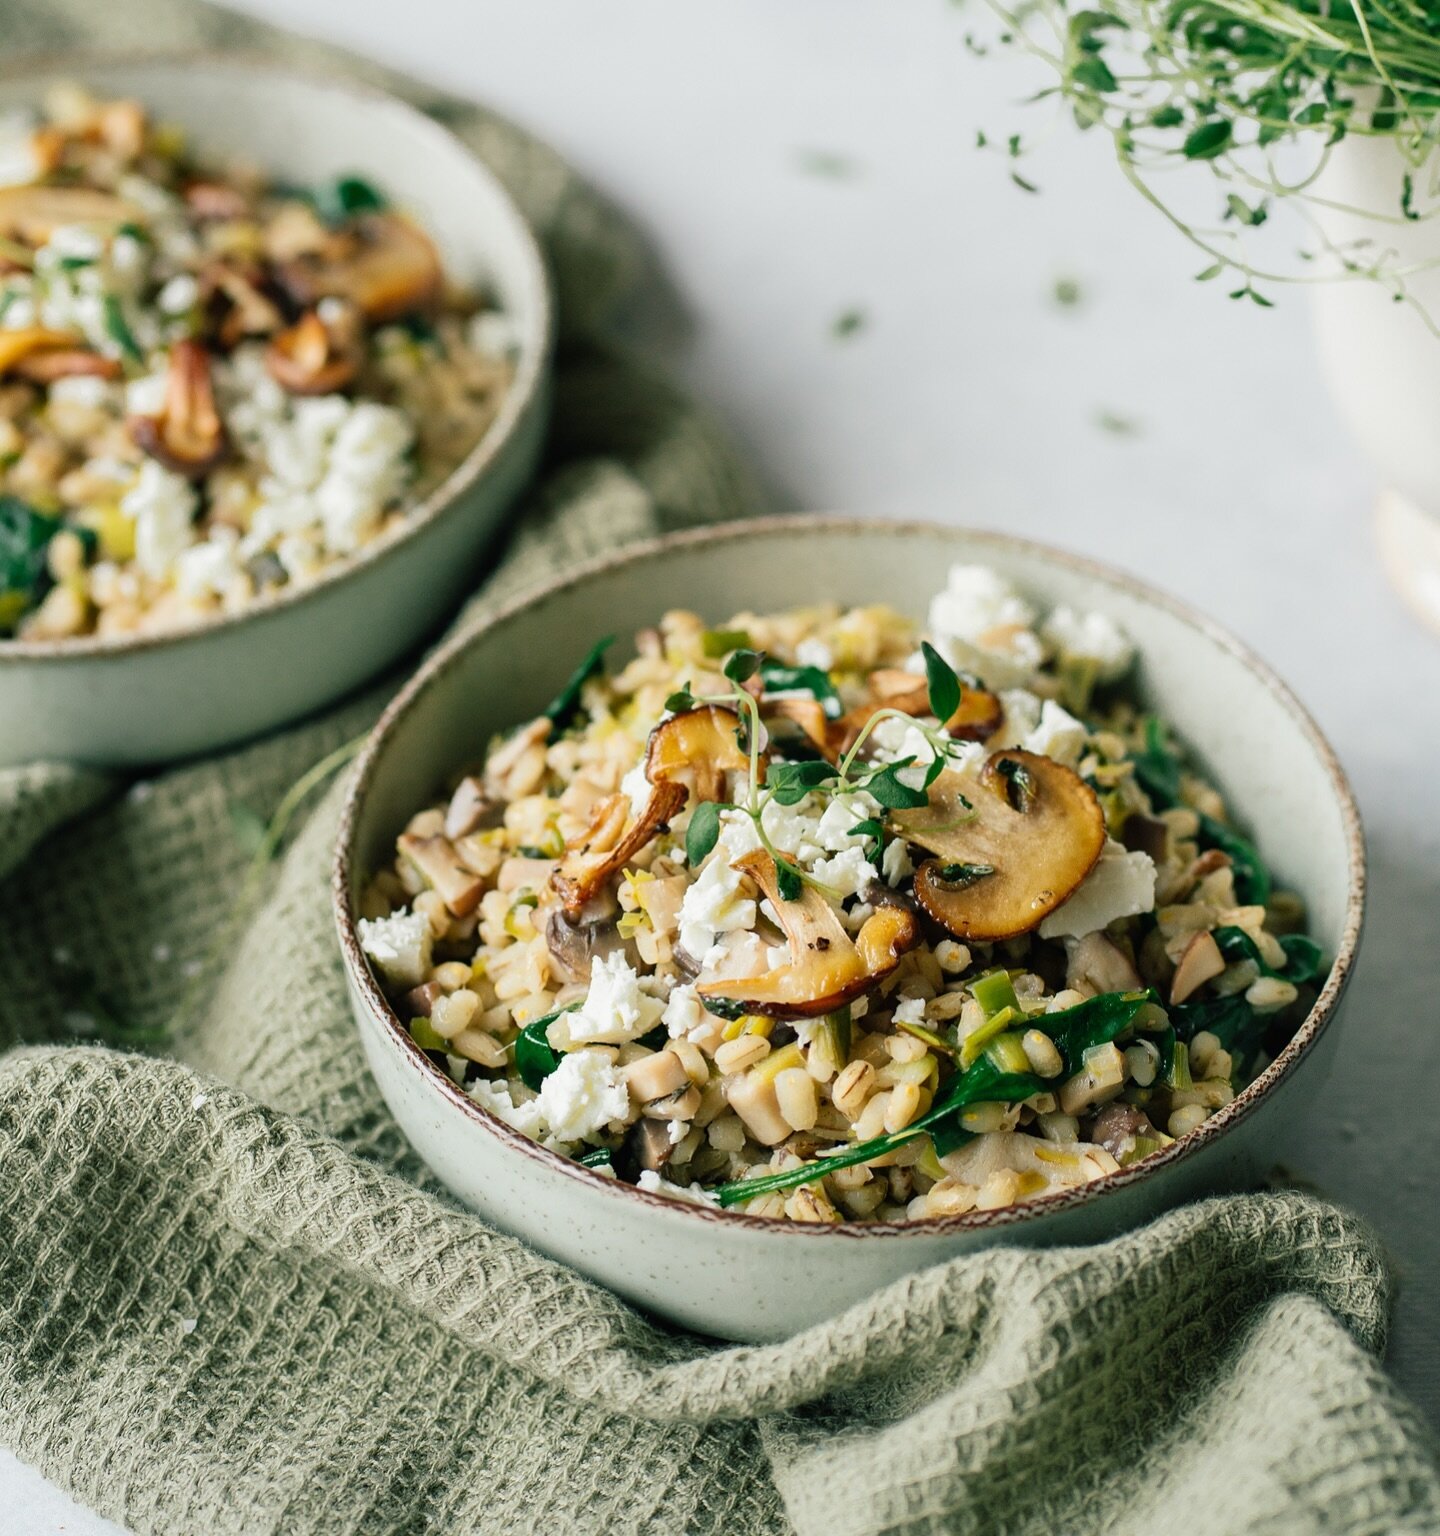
[0,84,516,639]
[358,565,1326,1222]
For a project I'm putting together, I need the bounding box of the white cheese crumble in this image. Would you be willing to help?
[538,1048,630,1143]
[357,910,432,988]
[120,460,197,579]
[881,838,914,887]
[636,1170,720,1206]
[468,1077,546,1139]
[1039,841,1157,940]
[892,997,927,1027]
[1023,699,1089,769]
[794,636,834,670]
[927,564,1045,686]
[547,952,665,1049]
[1041,605,1135,683]
[677,812,761,960]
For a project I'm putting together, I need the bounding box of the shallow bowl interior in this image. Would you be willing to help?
[335,517,1364,1336]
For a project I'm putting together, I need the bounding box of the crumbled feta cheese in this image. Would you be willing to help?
[677,812,761,960]
[547,952,665,1049]
[121,460,197,578]
[795,636,834,670]
[125,371,170,417]
[927,564,1044,686]
[663,983,705,1039]
[317,401,414,554]
[0,112,40,187]
[636,1170,720,1205]
[468,1077,546,1139]
[1042,605,1135,683]
[892,997,927,1027]
[358,910,432,988]
[538,1048,630,1143]
[1023,699,1088,768]
[881,838,914,887]
[1039,841,1157,940]
[48,374,115,410]
[814,790,881,853]
[809,844,878,901]
[620,762,653,817]
[157,272,199,314]
[174,528,242,599]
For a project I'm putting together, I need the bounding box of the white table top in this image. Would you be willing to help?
[9,2,1437,1528]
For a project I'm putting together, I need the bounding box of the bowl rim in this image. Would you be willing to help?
[332,513,1367,1241]
[0,48,554,663]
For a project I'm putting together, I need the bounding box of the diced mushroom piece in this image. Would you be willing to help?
[0,184,136,244]
[398,980,444,1021]
[265,308,360,395]
[623,1116,677,1174]
[1089,1102,1156,1161]
[550,784,687,918]
[897,749,1106,943]
[444,775,501,840]
[724,1072,793,1147]
[1170,929,1226,1005]
[1066,932,1142,996]
[1121,813,1168,862]
[697,850,919,1019]
[645,705,764,805]
[398,832,485,916]
[271,212,442,323]
[624,1049,690,1108]
[544,894,622,986]
[483,717,550,798]
[128,339,227,478]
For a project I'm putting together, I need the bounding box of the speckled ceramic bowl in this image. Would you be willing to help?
[0,54,552,768]
[333,517,1365,1342]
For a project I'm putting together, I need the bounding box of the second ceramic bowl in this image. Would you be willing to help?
[334,516,1364,1341]
[0,54,552,768]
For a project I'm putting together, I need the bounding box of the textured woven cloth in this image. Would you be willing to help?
[2,5,1439,1534]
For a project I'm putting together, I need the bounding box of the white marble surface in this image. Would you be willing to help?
[7,1,1437,1528]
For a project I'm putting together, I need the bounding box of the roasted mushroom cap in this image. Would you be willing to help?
[271,212,442,323]
[837,669,1005,755]
[697,849,919,1019]
[551,785,687,918]
[0,185,136,244]
[896,749,1106,943]
[265,309,360,395]
[128,339,227,478]
[645,705,763,805]
[200,260,285,350]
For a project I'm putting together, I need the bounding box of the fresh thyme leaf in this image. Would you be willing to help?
[577,1147,613,1169]
[102,295,144,365]
[766,759,838,805]
[759,658,844,719]
[1053,276,1083,307]
[665,687,696,714]
[686,800,723,865]
[227,800,269,859]
[1096,408,1139,436]
[832,307,867,339]
[795,148,859,179]
[921,640,962,725]
[933,862,996,888]
[723,648,763,684]
[543,635,614,733]
[863,760,931,811]
[1183,119,1233,160]
[850,816,886,857]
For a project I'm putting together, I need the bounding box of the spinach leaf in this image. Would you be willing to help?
[543,635,614,734]
[1214,925,1324,984]
[758,657,843,720]
[1197,812,1271,906]
[514,1004,580,1091]
[0,495,62,632]
[1130,715,1182,807]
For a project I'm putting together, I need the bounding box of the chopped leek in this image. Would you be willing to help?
[960,1004,1018,1068]
[985,1031,1032,1077]
[409,1017,447,1053]
[971,968,1020,1017]
[701,627,752,659]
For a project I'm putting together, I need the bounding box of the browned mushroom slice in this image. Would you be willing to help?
[697,850,919,1019]
[844,669,1004,747]
[897,749,1106,943]
[184,181,253,221]
[762,694,834,756]
[644,705,764,805]
[1170,929,1225,1005]
[0,327,120,382]
[398,831,485,916]
[0,185,136,245]
[551,784,687,918]
[271,212,442,323]
[200,260,284,349]
[128,339,227,478]
[265,309,360,395]
[443,775,501,840]
[1067,931,1141,996]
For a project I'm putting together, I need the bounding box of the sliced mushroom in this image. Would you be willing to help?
[621,1116,677,1174]
[184,181,253,221]
[551,784,687,918]
[645,705,763,805]
[762,694,833,755]
[697,850,919,1019]
[1066,931,1142,996]
[0,185,136,245]
[544,894,622,985]
[896,749,1106,943]
[865,668,1005,742]
[398,831,485,916]
[128,339,227,478]
[271,212,442,323]
[398,980,444,1021]
[444,776,502,840]
[1170,929,1225,1005]
[1121,813,1168,862]
[0,328,122,383]
[265,308,361,395]
[200,260,284,350]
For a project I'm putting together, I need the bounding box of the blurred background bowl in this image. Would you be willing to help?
[0,53,552,767]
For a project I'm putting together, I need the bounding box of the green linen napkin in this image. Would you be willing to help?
[1,5,1438,1534]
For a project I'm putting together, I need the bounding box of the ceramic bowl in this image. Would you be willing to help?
[0,54,552,768]
[333,516,1365,1342]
